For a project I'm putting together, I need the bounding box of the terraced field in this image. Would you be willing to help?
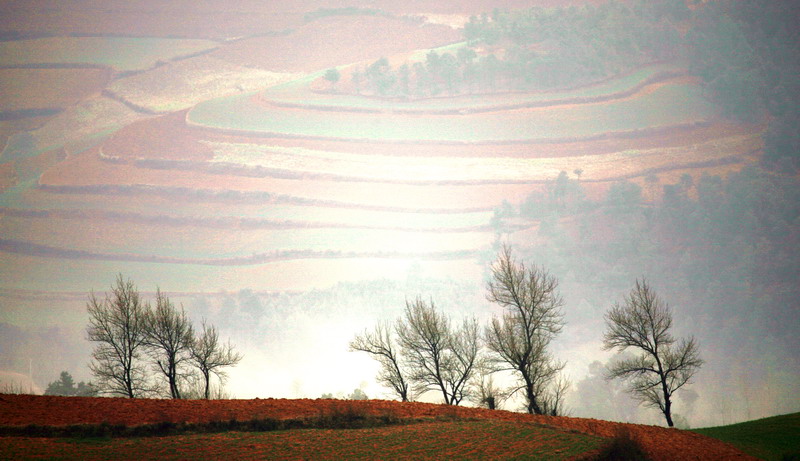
[0,37,219,72]
[0,0,768,401]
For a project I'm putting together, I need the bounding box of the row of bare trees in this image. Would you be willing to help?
[87,274,242,399]
[352,246,703,426]
[351,245,570,415]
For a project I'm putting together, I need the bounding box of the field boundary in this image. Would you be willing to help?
[264,71,687,115]
[0,238,482,265]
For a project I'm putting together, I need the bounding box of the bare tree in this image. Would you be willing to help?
[144,289,194,399]
[350,322,412,402]
[485,245,567,415]
[87,274,151,398]
[603,279,703,427]
[396,297,479,405]
[190,320,243,399]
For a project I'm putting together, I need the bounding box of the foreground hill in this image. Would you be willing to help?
[0,395,754,460]
[694,413,800,461]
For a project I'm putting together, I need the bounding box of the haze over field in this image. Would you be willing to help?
[1,0,798,429]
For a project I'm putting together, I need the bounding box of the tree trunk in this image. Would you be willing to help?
[661,372,674,427]
[203,369,210,400]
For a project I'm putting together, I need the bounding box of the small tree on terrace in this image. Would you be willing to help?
[603,279,703,427]
[396,297,479,405]
[191,321,243,399]
[144,290,194,399]
[324,68,341,91]
[350,322,412,402]
[87,274,151,398]
[484,245,568,415]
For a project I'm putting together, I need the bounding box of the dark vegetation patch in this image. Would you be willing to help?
[0,401,405,439]
[589,428,652,461]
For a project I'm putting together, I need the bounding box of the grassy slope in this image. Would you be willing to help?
[693,412,800,461]
[0,420,605,460]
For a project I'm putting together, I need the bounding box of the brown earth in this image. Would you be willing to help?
[0,163,16,192]
[0,0,605,39]
[0,68,111,113]
[211,15,460,73]
[0,395,755,461]
[100,110,214,161]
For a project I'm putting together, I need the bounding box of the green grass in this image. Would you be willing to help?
[188,81,714,142]
[264,63,681,113]
[693,412,800,461]
[0,420,606,460]
[0,37,218,72]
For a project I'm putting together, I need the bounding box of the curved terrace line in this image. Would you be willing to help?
[0,238,483,266]
[185,83,716,144]
[34,183,494,214]
[0,206,493,233]
[261,67,686,116]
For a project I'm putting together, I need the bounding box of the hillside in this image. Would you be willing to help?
[0,395,755,460]
[694,413,800,461]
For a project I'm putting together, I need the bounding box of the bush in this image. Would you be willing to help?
[592,429,651,461]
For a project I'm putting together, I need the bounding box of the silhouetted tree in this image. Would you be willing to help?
[144,290,194,399]
[45,371,97,397]
[190,321,243,399]
[484,245,568,415]
[396,297,479,405]
[87,274,151,398]
[350,322,411,402]
[603,279,703,427]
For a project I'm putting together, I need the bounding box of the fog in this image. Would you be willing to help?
[1,0,798,429]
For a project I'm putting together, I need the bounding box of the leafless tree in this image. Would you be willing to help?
[350,322,411,402]
[190,320,243,399]
[144,290,194,399]
[86,274,151,398]
[485,245,567,415]
[396,297,479,405]
[603,279,703,427]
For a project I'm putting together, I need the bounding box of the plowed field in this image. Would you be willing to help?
[0,395,755,460]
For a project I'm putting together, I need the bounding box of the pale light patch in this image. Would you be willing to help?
[204,133,759,184]
[418,14,471,30]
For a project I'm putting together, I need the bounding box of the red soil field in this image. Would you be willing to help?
[100,110,214,161]
[211,16,460,73]
[0,0,605,39]
[0,395,755,460]
[0,0,306,39]
[0,68,111,112]
[0,163,16,192]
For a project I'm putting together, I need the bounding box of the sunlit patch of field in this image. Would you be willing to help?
[0,189,493,230]
[203,130,759,183]
[36,147,535,210]
[0,251,482,293]
[0,37,219,72]
[0,214,492,260]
